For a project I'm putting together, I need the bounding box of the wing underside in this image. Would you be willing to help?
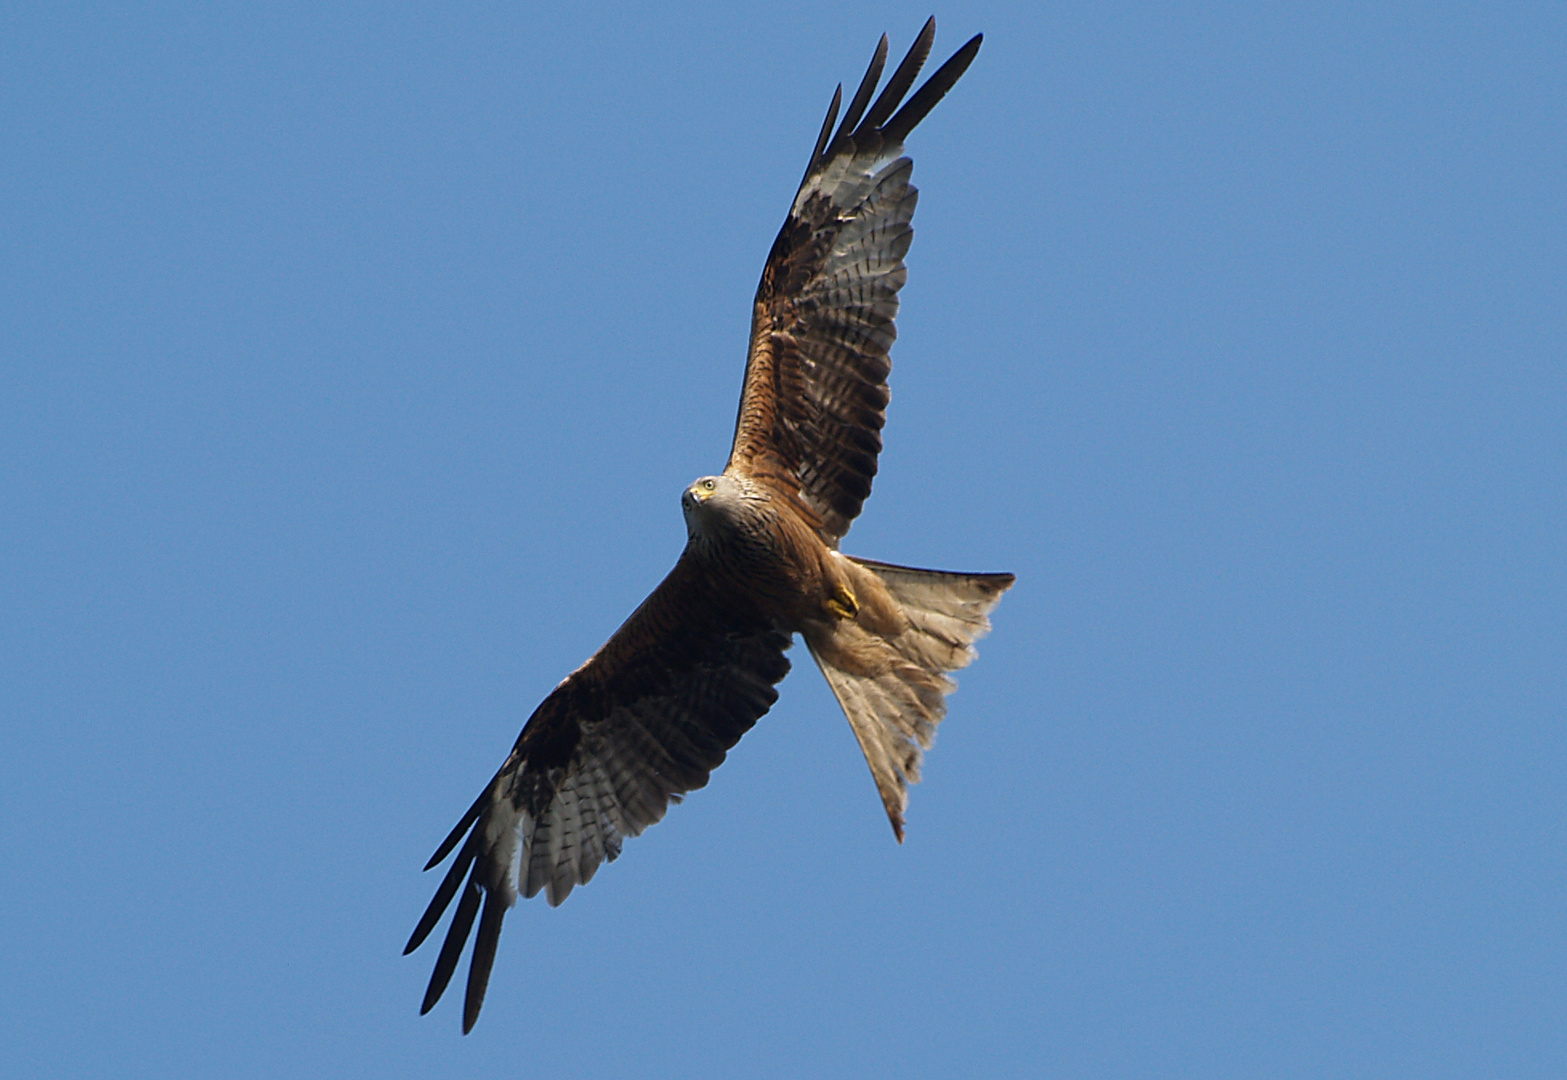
[727,20,982,545]
[406,553,791,1032]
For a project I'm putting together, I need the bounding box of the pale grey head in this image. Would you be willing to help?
[681,473,759,542]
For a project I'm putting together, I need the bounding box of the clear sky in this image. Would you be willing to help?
[3,3,1563,1077]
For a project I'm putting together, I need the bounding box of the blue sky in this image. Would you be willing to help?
[3,3,1563,1076]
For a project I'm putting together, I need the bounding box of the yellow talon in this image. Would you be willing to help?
[825,584,859,620]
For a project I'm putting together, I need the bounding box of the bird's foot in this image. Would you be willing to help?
[825,583,859,620]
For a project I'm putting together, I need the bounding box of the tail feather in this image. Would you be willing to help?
[851,557,1014,673]
[809,560,1013,840]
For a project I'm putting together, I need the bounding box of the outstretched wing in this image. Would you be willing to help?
[727,20,982,545]
[405,553,792,1032]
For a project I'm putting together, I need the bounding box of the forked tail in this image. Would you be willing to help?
[806,557,1014,841]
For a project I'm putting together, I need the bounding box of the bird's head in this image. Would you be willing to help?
[681,473,743,538]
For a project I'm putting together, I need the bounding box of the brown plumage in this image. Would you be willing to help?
[407,19,1012,1033]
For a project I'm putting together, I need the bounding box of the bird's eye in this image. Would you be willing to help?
[703,479,716,490]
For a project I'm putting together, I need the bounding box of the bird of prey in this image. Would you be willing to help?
[407,19,1013,1032]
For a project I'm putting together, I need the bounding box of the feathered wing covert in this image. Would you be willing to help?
[409,20,1002,1034]
[405,553,791,1032]
[729,20,983,544]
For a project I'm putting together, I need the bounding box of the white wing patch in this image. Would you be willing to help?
[794,143,906,218]
[498,720,688,907]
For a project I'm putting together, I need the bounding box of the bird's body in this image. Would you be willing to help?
[408,19,1012,1032]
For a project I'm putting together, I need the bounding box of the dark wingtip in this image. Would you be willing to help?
[406,830,481,955]
[423,783,491,870]
[882,31,984,146]
[461,892,508,1034]
[803,83,843,183]
[855,18,937,138]
[801,22,982,188]
[420,874,481,1017]
[828,32,889,156]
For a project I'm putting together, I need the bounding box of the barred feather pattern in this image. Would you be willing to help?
[513,624,790,906]
[808,559,1014,841]
[407,552,791,1031]
[729,23,982,545]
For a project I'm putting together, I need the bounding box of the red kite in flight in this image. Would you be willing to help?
[408,19,1012,1032]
